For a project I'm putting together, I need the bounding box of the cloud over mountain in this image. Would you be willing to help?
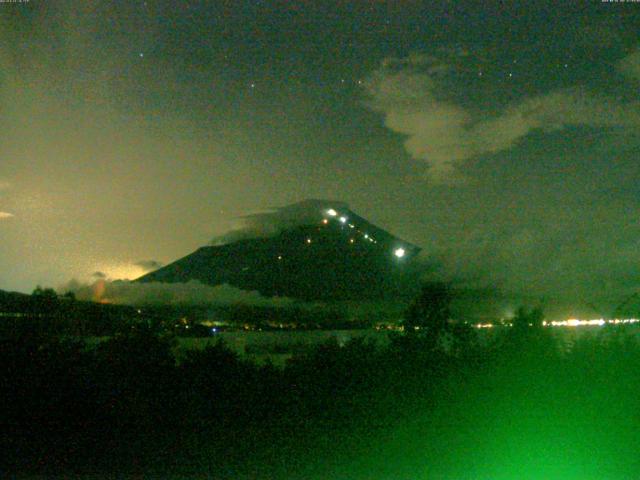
[60,279,293,307]
[134,259,164,271]
[211,199,349,245]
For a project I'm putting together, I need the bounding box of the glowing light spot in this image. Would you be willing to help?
[98,263,148,281]
[92,279,107,303]
[322,219,328,224]
[394,247,405,258]
[326,209,337,216]
[339,216,347,223]
[364,234,369,239]
[306,238,312,244]
[277,255,282,260]
[349,238,355,244]
[552,318,608,327]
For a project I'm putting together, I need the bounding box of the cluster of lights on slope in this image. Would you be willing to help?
[322,208,406,259]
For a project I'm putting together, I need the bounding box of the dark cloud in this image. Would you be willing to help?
[617,47,640,82]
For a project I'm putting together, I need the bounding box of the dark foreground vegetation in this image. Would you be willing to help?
[2,319,640,479]
[0,287,374,336]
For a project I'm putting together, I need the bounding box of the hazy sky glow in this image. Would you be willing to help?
[1,2,640,312]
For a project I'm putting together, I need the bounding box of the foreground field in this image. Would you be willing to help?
[3,325,640,479]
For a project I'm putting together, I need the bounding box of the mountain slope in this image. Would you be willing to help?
[137,203,421,300]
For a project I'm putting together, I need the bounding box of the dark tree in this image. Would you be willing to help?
[512,306,545,330]
[32,285,58,301]
[31,286,60,317]
[403,281,452,336]
[62,291,76,301]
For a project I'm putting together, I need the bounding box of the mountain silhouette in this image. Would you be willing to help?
[137,200,421,300]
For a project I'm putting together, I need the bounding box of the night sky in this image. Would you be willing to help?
[1,1,640,310]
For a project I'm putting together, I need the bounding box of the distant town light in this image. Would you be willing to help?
[326,208,338,216]
[394,247,405,258]
[551,318,608,327]
[306,238,312,244]
[339,216,347,223]
[322,219,329,224]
